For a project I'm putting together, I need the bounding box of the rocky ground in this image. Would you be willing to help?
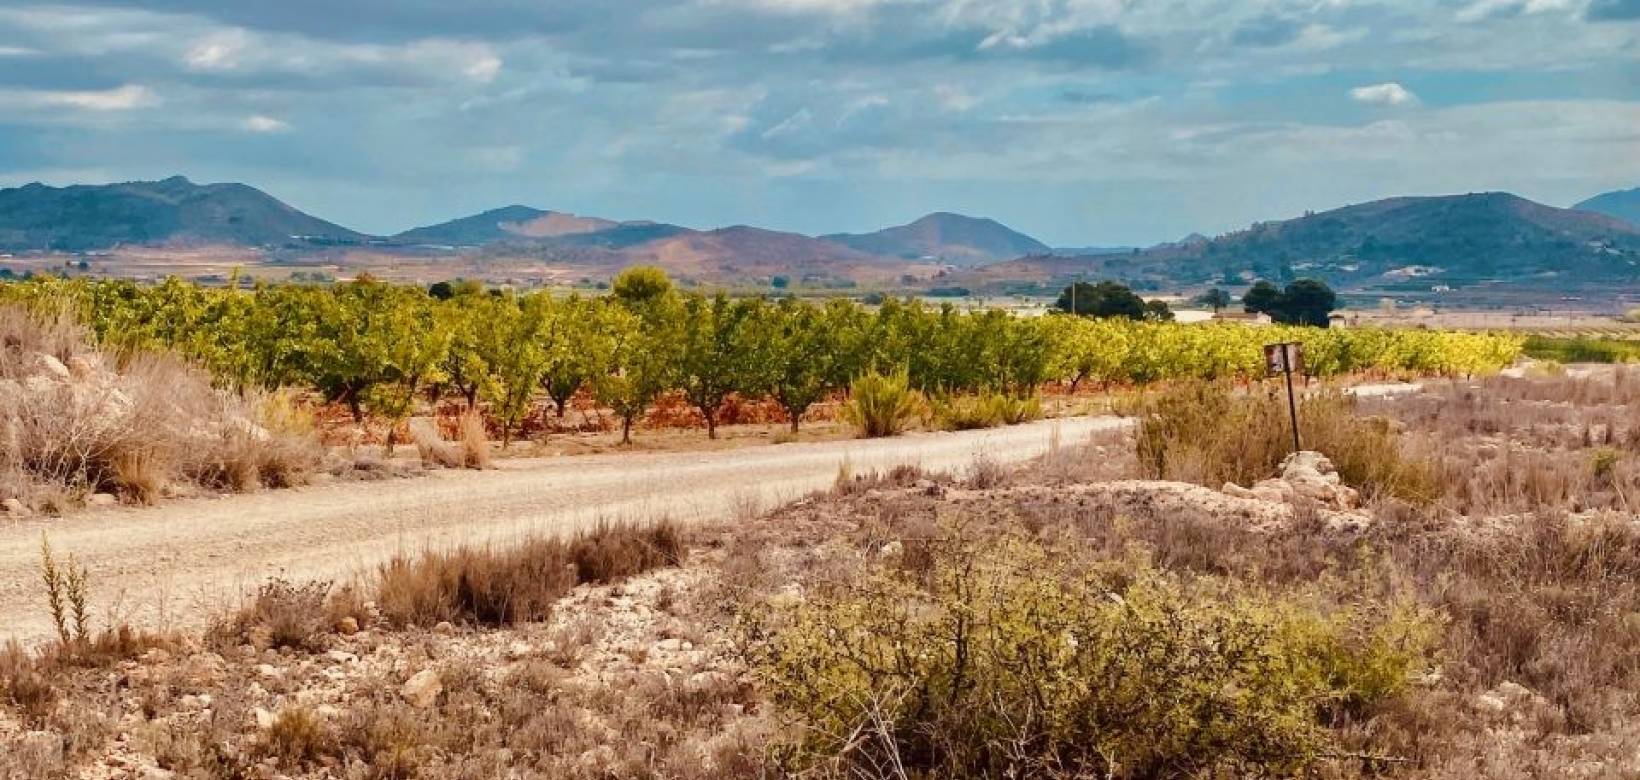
[8,369,1640,779]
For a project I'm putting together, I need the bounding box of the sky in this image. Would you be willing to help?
[0,1,1637,246]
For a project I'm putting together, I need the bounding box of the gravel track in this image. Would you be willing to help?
[0,416,1123,644]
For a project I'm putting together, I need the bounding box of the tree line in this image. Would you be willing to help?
[0,270,1520,443]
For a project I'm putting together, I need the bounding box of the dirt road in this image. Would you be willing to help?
[0,416,1122,644]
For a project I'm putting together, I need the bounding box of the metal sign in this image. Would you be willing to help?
[1263,342,1304,377]
[1263,342,1304,452]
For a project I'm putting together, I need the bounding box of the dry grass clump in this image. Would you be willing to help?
[1134,380,1438,502]
[0,306,322,512]
[375,521,685,627]
[843,370,924,438]
[412,409,492,470]
[211,578,334,651]
[1359,370,1640,515]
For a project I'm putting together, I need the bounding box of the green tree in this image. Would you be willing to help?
[1242,280,1282,315]
[756,298,846,432]
[676,293,763,439]
[475,292,558,446]
[538,294,605,418]
[592,296,681,444]
[363,292,450,452]
[1196,287,1232,313]
[1243,278,1339,327]
[1053,280,1147,320]
[436,299,486,409]
[611,266,673,308]
[1278,278,1339,327]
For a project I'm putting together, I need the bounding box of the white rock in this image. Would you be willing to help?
[32,353,71,380]
[252,707,275,730]
[86,492,118,507]
[402,669,443,708]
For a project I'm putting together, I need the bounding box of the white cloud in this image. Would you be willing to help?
[242,115,290,133]
[0,46,36,57]
[1455,0,1577,22]
[1350,82,1418,106]
[185,30,249,71]
[41,84,157,111]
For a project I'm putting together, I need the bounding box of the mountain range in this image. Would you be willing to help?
[0,176,363,252]
[1575,187,1640,227]
[955,192,1640,293]
[1,176,1637,292]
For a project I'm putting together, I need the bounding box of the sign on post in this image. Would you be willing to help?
[1263,342,1303,377]
[1263,341,1304,453]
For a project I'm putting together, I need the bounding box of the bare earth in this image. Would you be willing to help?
[0,416,1121,645]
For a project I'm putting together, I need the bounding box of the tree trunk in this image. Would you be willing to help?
[621,415,633,445]
[703,408,718,440]
[554,397,568,418]
[789,415,801,433]
[463,386,478,410]
[346,392,364,424]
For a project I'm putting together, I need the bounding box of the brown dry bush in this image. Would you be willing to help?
[0,307,322,510]
[1134,380,1438,501]
[375,521,685,627]
[213,578,334,651]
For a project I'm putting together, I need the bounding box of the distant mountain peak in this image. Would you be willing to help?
[0,176,364,252]
[1575,186,1640,227]
[821,212,1049,266]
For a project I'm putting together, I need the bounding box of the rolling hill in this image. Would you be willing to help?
[0,176,365,252]
[957,192,1640,293]
[392,206,628,246]
[1575,187,1640,227]
[822,212,1050,266]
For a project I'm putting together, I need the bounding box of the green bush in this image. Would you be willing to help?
[746,531,1435,779]
[929,393,1043,431]
[843,370,924,438]
[929,393,1005,430]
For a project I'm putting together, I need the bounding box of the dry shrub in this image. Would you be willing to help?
[843,370,923,438]
[375,521,685,627]
[747,527,1435,779]
[259,706,333,765]
[1135,380,1437,501]
[833,462,929,496]
[458,408,491,469]
[214,578,333,650]
[966,454,1006,489]
[411,409,490,470]
[410,416,464,468]
[0,308,321,508]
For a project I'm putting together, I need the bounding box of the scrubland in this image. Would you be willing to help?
[5,366,1640,779]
